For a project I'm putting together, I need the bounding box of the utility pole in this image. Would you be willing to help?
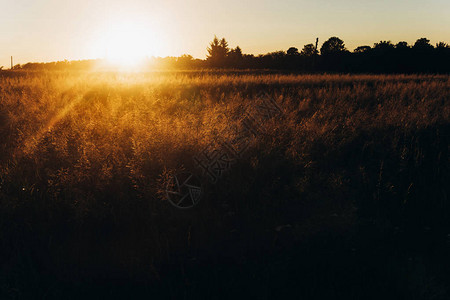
[313,38,319,72]
[11,56,13,69]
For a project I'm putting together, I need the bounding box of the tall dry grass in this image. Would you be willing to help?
[0,71,449,298]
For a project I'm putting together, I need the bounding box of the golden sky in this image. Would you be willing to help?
[1,0,449,67]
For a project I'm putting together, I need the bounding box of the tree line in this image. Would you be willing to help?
[203,36,450,73]
[6,36,450,73]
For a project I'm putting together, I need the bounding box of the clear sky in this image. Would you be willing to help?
[1,0,449,67]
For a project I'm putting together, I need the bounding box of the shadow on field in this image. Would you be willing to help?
[1,121,449,299]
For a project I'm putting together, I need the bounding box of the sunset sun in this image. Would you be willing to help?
[95,21,162,68]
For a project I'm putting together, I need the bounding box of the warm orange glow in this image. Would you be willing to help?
[92,21,163,69]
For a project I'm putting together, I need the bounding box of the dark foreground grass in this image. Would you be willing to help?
[0,71,449,299]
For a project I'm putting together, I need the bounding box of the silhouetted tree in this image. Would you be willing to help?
[320,37,347,55]
[369,41,396,72]
[177,54,194,69]
[389,41,412,72]
[230,46,242,56]
[373,41,395,51]
[319,37,349,71]
[411,38,434,72]
[206,36,230,68]
[300,44,318,57]
[433,42,450,72]
[436,42,450,49]
[414,38,434,51]
[298,43,319,71]
[228,46,242,59]
[353,46,371,53]
[228,46,244,68]
[285,47,301,69]
[255,51,287,69]
[396,41,409,49]
[220,38,229,50]
[351,45,373,72]
[287,47,299,56]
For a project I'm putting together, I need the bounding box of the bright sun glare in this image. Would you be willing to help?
[95,21,162,69]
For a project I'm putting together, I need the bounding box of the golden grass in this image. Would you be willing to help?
[0,71,449,298]
[0,72,448,207]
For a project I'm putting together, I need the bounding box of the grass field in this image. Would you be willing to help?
[0,71,449,299]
